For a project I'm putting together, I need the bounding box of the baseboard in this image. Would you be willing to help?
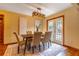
[63,45,79,50]
[51,41,64,46]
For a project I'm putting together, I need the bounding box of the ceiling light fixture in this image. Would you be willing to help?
[32,8,45,19]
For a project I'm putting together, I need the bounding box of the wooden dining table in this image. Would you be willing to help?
[21,33,45,55]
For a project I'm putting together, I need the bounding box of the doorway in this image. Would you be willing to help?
[0,15,4,44]
[47,15,64,45]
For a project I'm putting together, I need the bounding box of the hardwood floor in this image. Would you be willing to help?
[65,46,79,56]
[0,44,7,56]
[0,43,79,56]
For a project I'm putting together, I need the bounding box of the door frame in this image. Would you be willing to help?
[0,15,4,44]
[46,15,64,45]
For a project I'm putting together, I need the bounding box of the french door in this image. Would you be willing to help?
[47,16,64,45]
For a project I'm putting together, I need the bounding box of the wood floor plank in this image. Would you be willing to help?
[0,44,7,56]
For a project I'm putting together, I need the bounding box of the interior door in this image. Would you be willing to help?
[0,15,4,44]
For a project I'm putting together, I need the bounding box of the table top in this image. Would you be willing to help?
[21,34,33,38]
[21,33,45,38]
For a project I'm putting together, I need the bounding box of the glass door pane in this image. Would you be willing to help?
[48,20,55,42]
[55,17,63,44]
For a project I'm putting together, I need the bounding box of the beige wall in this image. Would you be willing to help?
[0,10,43,44]
[0,10,19,44]
[44,6,79,49]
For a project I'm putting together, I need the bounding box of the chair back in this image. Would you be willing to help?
[32,32,42,46]
[13,32,20,44]
[44,32,52,42]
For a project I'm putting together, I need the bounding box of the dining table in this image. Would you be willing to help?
[21,33,45,55]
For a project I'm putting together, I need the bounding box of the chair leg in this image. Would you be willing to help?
[43,43,45,50]
[50,42,51,46]
[28,43,31,51]
[39,45,41,52]
[35,46,36,49]
[18,45,19,54]
[32,46,34,54]
[48,42,50,48]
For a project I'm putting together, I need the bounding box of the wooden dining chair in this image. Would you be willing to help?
[31,32,42,53]
[13,32,25,54]
[41,32,52,49]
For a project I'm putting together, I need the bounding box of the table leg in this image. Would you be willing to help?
[23,37,25,41]
[24,38,27,55]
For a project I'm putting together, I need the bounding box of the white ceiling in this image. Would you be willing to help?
[0,3,73,16]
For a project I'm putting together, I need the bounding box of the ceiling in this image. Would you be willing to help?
[0,3,73,16]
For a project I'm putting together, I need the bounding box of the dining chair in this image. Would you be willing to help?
[31,32,42,53]
[13,32,25,54]
[41,31,52,49]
